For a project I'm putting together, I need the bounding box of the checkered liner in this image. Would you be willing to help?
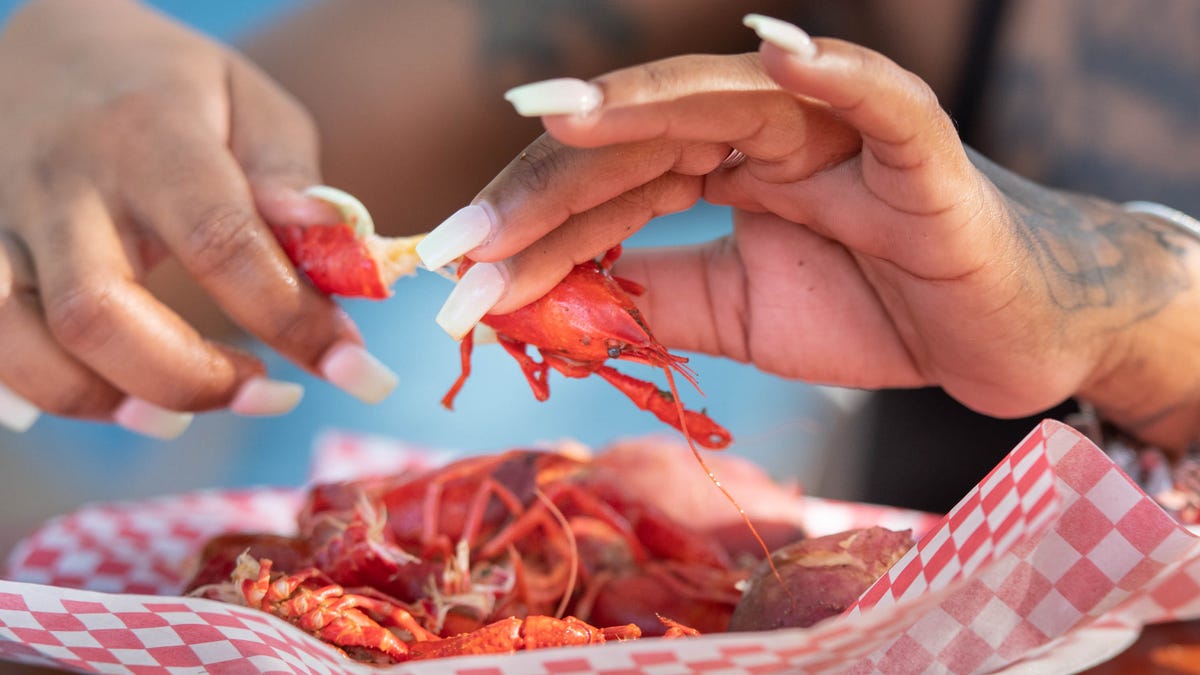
[2,420,1198,673]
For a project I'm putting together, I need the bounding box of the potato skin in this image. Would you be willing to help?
[728,526,914,631]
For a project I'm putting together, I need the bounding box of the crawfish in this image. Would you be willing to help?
[270,192,792,610]
[299,449,743,634]
[442,246,732,450]
[188,447,740,655]
[226,553,655,664]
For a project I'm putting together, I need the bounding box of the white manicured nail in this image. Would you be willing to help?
[416,204,494,270]
[230,377,304,417]
[319,342,398,404]
[743,14,817,59]
[114,398,193,440]
[504,78,603,117]
[0,383,40,432]
[435,262,506,340]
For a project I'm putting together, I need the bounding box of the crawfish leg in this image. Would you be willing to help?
[592,365,731,449]
[298,594,414,662]
[441,328,475,409]
[497,337,552,401]
[657,615,701,638]
[595,246,645,295]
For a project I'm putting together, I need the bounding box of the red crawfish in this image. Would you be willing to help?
[441,246,732,450]
[184,448,723,663]
[223,553,655,663]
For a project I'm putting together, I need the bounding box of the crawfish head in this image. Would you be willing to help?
[481,260,670,366]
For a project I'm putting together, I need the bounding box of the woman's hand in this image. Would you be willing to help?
[0,0,398,437]
[417,15,1200,451]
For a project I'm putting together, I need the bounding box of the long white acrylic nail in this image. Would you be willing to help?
[743,14,817,59]
[435,262,507,340]
[416,204,494,270]
[0,383,40,432]
[114,397,193,440]
[319,342,398,404]
[230,377,304,417]
[504,78,603,117]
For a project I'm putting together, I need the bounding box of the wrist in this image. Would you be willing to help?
[1075,202,1200,456]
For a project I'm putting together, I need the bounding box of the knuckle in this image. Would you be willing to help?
[154,381,222,412]
[254,306,334,365]
[184,204,264,279]
[43,280,119,356]
[510,138,566,194]
[907,75,942,114]
[92,88,173,144]
[638,59,673,93]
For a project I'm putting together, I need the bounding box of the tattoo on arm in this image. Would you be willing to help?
[968,147,1193,328]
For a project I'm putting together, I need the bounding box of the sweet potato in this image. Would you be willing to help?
[728,526,913,631]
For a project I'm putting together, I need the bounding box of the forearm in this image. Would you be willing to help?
[1077,206,1200,456]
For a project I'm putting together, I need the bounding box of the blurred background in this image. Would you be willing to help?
[0,1,864,566]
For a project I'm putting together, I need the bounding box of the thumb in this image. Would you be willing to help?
[226,55,342,228]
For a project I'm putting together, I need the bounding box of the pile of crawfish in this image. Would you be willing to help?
[185,440,911,664]
[203,193,913,663]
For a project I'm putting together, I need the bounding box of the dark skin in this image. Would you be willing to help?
[0,0,1195,453]
[2,3,1199,673]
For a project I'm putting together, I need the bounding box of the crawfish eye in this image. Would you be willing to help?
[607,345,623,359]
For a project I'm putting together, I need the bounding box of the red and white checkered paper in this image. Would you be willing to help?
[3,420,1199,674]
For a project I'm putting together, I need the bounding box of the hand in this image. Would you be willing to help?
[0,0,397,438]
[417,15,1200,448]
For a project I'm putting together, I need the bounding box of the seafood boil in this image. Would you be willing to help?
[247,189,911,662]
[185,440,914,663]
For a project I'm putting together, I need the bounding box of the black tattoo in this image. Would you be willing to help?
[970,147,1193,326]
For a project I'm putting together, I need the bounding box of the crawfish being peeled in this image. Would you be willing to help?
[442,246,732,450]
[269,188,730,449]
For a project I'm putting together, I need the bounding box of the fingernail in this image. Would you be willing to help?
[254,183,343,227]
[114,397,193,440]
[743,14,817,59]
[435,262,507,340]
[504,77,603,117]
[303,185,375,236]
[416,204,494,270]
[0,383,40,433]
[230,377,304,417]
[319,342,398,404]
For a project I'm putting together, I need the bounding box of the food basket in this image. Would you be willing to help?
[3,420,1199,674]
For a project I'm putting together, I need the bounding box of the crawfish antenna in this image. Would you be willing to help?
[534,487,578,620]
[660,366,796,605]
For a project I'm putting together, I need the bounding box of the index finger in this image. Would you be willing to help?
[120,114,397,405]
